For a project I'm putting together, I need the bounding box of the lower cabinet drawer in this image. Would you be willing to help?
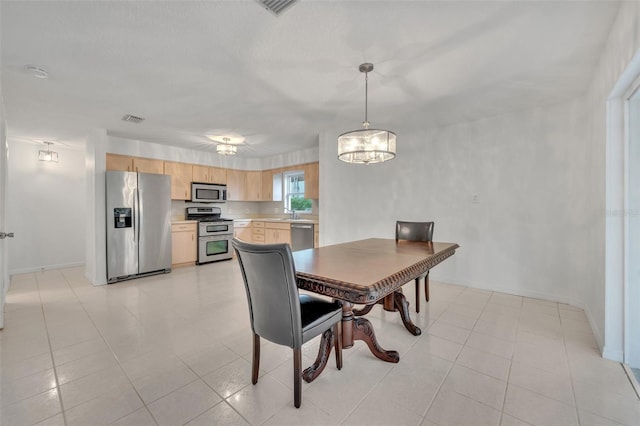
[253,228,265,235]
[253,234,265,242]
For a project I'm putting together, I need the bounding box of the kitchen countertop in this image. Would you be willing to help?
[234,218,319,225]
[172,218,318,225]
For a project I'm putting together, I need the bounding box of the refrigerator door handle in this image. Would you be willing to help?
[135,186,141,247]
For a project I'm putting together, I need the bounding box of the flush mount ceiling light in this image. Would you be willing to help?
[216,137,237,156]
[338,63,396,165]
[38,141,58,163]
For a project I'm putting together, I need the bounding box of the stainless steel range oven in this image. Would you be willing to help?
[186,207,234,264]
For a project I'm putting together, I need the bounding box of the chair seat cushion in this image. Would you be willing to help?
[300,294,342,343]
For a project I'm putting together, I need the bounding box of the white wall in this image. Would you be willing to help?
[320,98,590,308]
[7,139,86,274]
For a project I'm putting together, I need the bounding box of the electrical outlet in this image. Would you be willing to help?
[471,194,480,204]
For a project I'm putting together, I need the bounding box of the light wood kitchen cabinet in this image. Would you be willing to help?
[106,154,134,171]
[106,154,164,174]
[227,169,261,201]
[192,165,209,183]
[245,171,262,201]
[164,161,193,200]
[261,169,283,201]
[304,162,319,199]
[192,165,227,184]
[252,221,265,243]
[108,155,317,201]
[234,220,252,242]
[171,222,197,266]
[261,170,273,201]
[226,169,245,201]
[265,222,291,245]
[134,157,164,174]
[210,167,227,184]
[314,224,319,248]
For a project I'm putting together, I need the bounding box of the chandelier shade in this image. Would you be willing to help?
[338,63,396,165]
[337,128,396,164]
[216,144,237,155]
[216,137,237,155]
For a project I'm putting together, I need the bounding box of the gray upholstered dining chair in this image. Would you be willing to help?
[231,238,343,408]
[395,221,435,313]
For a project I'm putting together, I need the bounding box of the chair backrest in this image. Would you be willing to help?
[232,238,303,349]
[395,221,434,243]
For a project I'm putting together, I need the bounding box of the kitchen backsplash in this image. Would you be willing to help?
[171,200,318,221]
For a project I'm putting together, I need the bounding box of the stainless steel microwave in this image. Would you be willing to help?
[191,182,227,203]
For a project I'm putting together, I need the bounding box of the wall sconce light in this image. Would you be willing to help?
[38,141,59,163]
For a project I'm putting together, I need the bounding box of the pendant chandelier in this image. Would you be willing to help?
[38,141,58,163]
[216,137,237,156]
[338,63,396,165]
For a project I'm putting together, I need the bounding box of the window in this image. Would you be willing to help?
[284,171,311,213]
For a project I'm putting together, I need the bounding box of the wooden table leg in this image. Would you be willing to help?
[302,329,334,383]
[352,317,400,363]
[392,291,421,336]
[303,301,399,382]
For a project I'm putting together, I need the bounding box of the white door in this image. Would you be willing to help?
[0,98,8,329]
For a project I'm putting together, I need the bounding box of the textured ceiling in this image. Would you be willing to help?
[0,1,621,158]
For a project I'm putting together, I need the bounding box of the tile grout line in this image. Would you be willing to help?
[559,300,584,426]
[34,272,69,426]
[498,291,522,426]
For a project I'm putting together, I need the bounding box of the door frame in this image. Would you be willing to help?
[605,48,640,365]
[0,95,7,329]
[623,75,640,367]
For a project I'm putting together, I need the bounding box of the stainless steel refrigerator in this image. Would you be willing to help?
[106,171,172,283]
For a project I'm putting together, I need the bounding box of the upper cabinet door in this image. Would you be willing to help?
[192,165,209,183]
[133,157,164,174]
[209,167,227,185]
[304,162,319,199]
[226,169,246,201]
[192,165,227,184]
[164,161,193,200]
[261,169,273,201]
[245,171,262,201]
[106,154,134,172]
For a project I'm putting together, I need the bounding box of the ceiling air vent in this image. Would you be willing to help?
[122,114,145,124]
[255,0,298,16]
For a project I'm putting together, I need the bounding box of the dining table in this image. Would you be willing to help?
[292,238,459,382]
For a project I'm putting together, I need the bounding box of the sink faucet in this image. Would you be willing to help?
[285,208,299,220]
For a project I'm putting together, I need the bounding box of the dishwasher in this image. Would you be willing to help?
[290,223,315,251]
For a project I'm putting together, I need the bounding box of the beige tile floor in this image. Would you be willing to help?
[1,262,639,426]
